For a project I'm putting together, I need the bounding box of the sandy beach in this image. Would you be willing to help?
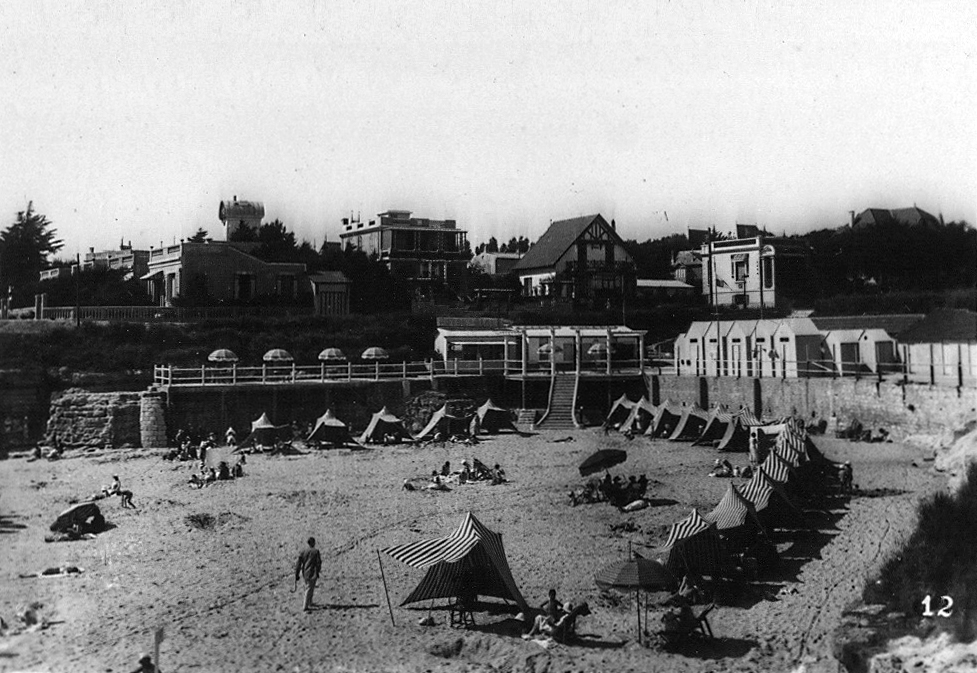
[0,429,944,673]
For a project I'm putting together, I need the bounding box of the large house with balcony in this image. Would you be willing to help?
[338,210,469,294]
[699,225,809,309]
[512,214,636,305]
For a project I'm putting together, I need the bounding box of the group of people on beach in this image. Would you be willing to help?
[708,458,753,479]
[568,473,649,508]
[188,456,245,488]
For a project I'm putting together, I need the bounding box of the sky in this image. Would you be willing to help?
[1,0,974,257]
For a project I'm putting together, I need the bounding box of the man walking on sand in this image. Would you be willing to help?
[294,537,322,612]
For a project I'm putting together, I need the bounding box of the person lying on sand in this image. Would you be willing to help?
[20,565,83,578]
[426,474,450,491]
[709,459,734,478]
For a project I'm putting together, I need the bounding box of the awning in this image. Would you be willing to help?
[139,270,163,281]
[731,253,748,262]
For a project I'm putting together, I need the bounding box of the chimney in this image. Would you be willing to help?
[611,218,616,231]
[849,211,855,228]
[233,195,237,201]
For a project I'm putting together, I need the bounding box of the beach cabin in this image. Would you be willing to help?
[897,309,977,385]
[822,328,898,376]
[770,319,826,378]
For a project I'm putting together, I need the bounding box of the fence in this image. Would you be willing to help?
[153,357,648,387]
[672,355,975,387]
[12,305,315,322]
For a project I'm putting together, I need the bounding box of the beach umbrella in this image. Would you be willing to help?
[318,347,346,362]
[587,342,614,356]
[537,342,562,355]
[595,555,677,642]
[207,348,238,363]
[262,348,294,363]
[579,449,627,477]
[361,346,390,361]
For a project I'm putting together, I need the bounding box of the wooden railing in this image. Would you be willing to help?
[153,357,650,386]
[34,305,314,322]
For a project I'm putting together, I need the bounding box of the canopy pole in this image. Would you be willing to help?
[636,589,641,644]
[377,550,395,626]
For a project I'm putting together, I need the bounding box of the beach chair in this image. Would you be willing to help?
[449,596,476,629]
[694,603,715,639]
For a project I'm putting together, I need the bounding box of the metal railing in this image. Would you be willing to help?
[29,305,314,322]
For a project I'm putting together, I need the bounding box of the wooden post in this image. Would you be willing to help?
[639,334,645,375]
[958,343,964,389]
[478,356,483,376]
[606,329,612,375]
[375,361,380,381]
[403,361,407,379]
[201,365,205,385]
[550,329,556,377]
[262,363,267,384]
[377,550,395,626]
[321,362,325,381]
[575,329,581,375]
[347,361,352,381]
[929,343,935,385]
[291,362,296,383]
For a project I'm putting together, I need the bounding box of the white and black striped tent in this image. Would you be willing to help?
[657,508,724,576]
[705,483,764,533]
[716,408,763,452]
[379,512,529,611]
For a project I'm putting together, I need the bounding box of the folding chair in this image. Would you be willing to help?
[694,603,715,639]
[449,596,476,629]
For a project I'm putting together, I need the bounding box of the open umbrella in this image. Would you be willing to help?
[579,449,627,477]
[595,554,677,643]
[263,348,293,363]
[361,346,390,360]
[318,348,346,362]
[537,342,563,355]
[587,342,614,356]
[208,348,238,363]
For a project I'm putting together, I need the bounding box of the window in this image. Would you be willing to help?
[276,274,295,298]
[733,259,748,282]
[763,257,774,289]
[235,273,256,300]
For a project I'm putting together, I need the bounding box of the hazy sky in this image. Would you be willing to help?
[1,0,973,257]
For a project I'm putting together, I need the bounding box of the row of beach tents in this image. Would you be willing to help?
[234,399,518,450]
[645,416,839,579]
[605,395,768,452]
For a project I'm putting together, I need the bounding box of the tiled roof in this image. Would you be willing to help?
[636,279,694,289]
[890,207,940,228]
[810,314,924,337]
[309,271,350,283]
[513,215,607,272]
[897,309,977,344]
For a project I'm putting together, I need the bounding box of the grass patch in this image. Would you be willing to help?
[862,461,977,641]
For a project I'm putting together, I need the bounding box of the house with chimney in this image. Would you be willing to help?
[512,214,635,305]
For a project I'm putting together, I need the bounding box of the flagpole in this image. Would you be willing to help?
[377,550,396,626]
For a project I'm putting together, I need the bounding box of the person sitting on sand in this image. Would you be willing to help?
[491,463,506,485]
[840,461,853,494]
[710,459,733,478]
[189,473,204,489]
[440,461,451,477]
[459,462,471,484]
[205,467,217,484]
[426,474,449,491]
[402,479,416,491]
[232,458,245,478]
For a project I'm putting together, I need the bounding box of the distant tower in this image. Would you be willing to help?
[219,195,265,240]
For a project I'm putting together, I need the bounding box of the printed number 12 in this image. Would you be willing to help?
[921,595,954,617]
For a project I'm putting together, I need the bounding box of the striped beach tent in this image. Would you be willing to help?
[605,394,638,429]
[646,401,682,438]
[619,397,657,434]
[762,449,795,487]
[741,466,804,526]
[379,512,528,610]
[705,483,764,533]
[667,404,711,441]
[657,508,724,576]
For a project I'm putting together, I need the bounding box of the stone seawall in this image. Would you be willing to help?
[45,389,142,448]
[0,368,48,451]
[649,375,977,436]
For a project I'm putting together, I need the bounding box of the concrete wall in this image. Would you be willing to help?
[0,368,49,451]
[649,374,977,437]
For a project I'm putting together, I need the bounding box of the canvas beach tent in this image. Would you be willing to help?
[414,405,474,441]
[604,394,638,429]
[306,409,355,448]
[716,409,762,452]
[741,466,806,528]
[668,404,711,441]
[705,483,764,536]
[471,399,517,434]
[693,409,734,446]
[237,413,289,450]
[358,407,412,444]
[618,397,657,434]
[656,508,725,576]
[646,401,682,438]
[379,512,529,616]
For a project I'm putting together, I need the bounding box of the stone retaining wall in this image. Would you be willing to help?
[45,389,142,449]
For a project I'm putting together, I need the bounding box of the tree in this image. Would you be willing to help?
[188,227,209,243]
[486,237,499,253]
[0,202,63,305]
[255,219,298,262]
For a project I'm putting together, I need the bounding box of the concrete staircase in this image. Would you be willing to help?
[534,374,579,430]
